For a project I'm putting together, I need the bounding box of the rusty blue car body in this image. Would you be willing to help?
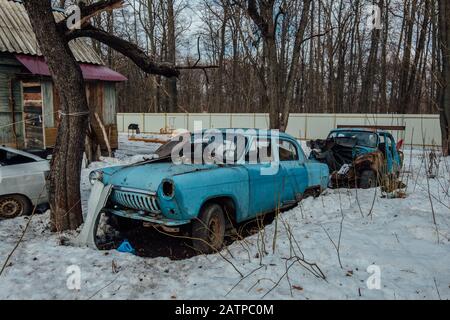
[91,130,329,229]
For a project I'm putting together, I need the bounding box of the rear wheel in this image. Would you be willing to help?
[0,195,32,219]
[359,170,377,189]
[192,203,225,254]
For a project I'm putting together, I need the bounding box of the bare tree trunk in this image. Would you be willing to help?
[380,0,389,112]
[438,0,450,155]
[167,0,177,113]
[398,0,417,113]
[360,0,383,113]
[216,3,228,112]
[281,0,312,130]
[406,0,430,112]
[246,0,311,130]
[24,0,88,231]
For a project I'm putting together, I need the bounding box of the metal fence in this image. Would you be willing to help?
[117,113,442,147]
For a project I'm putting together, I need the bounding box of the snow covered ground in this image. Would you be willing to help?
[0,133,449,300]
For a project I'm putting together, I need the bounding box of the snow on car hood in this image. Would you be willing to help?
[101,162,219,191]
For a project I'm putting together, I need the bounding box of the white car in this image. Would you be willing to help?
[0,147,50,219]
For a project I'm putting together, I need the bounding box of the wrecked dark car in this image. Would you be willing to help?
[308,128,404,189]
[88,130,329,253]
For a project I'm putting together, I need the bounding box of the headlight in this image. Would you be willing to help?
[162,180,175,199]
[89,171,103,185]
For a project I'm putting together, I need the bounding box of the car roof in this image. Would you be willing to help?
[331,128,392,135]
[0,146,45,161]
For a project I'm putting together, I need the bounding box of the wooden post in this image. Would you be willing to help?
[94,112,112,157]
[8,79,18,147]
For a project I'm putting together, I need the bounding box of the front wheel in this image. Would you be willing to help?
[192,203,225,254]
[0,195,31,219]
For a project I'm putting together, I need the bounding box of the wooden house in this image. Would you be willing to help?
[0,0,127,152]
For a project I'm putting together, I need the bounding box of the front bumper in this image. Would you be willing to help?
[105,208,191,227]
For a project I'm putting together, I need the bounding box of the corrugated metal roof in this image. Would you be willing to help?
[0,0,104,65]
[16,54,127,82]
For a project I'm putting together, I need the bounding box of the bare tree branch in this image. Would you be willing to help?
[67,26,180,77]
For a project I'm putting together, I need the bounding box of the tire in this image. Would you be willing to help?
[93,211,115,250]
[0,195,32,219]
[359,170,377,189]
[192,203,225,254]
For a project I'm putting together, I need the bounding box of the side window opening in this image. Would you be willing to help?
[386,135,395,155]
[0,150,36,166]
[278,140,299,162]
[378,136,387,155]
[379,135,394,156]
[246,138,273,163]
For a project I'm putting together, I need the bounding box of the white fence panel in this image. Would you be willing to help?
[117,113,442,147]
[306,114,336,140]
[255,114,270,129]
[230,114,254,129]
[166,113,187,131]
[144,114,165,133]
[210,114,232,129]
[188,114,211,131]
[117,113,124,132]
[121,114,144,132]
[404,115,441,146]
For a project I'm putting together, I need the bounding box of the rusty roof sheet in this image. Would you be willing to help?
[0,0,103,65]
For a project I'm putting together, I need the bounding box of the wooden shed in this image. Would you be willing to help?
[0,0,127,152]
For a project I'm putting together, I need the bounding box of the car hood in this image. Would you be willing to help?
[102,162,219,191]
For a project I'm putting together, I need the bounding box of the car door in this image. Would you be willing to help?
[0,149,48,203]
[245,137,285,219]
[385,134,402,174]
[379,133,396,174]
[277,139,308,204]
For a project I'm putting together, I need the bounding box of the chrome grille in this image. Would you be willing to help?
[111,187,161,213]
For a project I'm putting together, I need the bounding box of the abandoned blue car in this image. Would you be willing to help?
[309,127,404,188]
[90,129,329,253]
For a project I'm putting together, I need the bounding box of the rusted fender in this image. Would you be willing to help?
[353,151,385,174]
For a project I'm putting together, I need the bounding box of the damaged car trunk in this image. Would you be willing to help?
[309,137,356,173]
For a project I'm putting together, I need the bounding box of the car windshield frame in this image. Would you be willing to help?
[328,130,379,148]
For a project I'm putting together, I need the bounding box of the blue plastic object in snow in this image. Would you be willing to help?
[117,240,136,255]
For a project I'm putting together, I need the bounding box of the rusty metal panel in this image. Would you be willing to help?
[0,63,23,147]
[0,0,103,65]
[16,55,127,82]
[336,125,406,131]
